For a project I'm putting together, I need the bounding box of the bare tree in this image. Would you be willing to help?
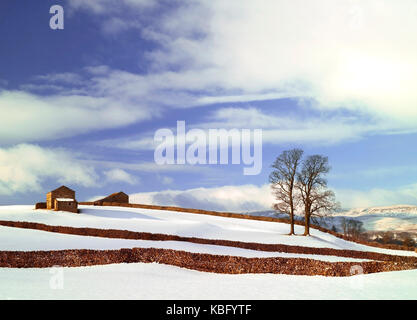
[296,155,340,236]
[269,149,304,235]
[341,217,348,235]
[348,219,365,239]
[340,218,364,238]
[402,234,416,248]
[381,231,394,244]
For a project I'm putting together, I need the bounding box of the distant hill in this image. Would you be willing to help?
[242,205,417,234]
[337,205,417,217]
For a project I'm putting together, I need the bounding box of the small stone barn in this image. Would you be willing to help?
[46,186,78,213]
[94,191,129,205]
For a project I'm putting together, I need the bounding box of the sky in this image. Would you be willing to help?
[1,0,417,211]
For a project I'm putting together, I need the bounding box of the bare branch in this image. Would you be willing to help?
[269,149,304,234]
[296,155,338,235]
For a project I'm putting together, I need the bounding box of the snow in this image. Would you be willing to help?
[339,205,417,216]
[332,206,417,233]
[0,205,415,257]
[0,263,416,300]
[1,205,416,300]
[0,226,368,262]
[248,205,417,233]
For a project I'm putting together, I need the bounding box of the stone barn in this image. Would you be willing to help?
[94,191,129,205]
[46,186,78,213]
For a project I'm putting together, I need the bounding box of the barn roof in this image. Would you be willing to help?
[48,185,75,194]
[95,191,129,202]
[107,191,128,197]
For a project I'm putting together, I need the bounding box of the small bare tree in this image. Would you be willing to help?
[402,234,416,248]
[297,155,340,236]
[341,217,348,235]
[269,149,304,235]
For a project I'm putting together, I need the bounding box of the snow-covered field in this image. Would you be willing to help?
[0,204,416,300]
[0,225,367,262]
[1,263,416,300]
[0,205,415,257]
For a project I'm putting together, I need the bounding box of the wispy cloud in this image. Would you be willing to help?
[130,184,274,212]
[0,144,98,195]
[67,0,158,15]
[0,86,155,143]
[103,168,139,185]
[93,106,379,150]
[65,0,417,140]
[34,72,84,85]
[131,182,417,212]
[83,159,217,174]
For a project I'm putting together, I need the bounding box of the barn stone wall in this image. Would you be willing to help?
[54,199,78,213]
[35,202,47,209]
[47,187,75,210]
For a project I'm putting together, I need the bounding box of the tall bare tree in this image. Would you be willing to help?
[297,155,340,236]
[269,149,304,235]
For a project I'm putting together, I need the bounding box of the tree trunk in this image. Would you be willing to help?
[289,210,295,235]
[289,197,295,235]
[304,213,310,236]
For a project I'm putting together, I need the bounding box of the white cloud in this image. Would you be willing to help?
[0,145,148,196]
[68,0,417,142]
[206,107,373,145]
[189,0,417,122]
[335,183,417,209]
[163,0,417,129]
[103,168,138,185]
[0,144,98,195]
[68,0,157,15]
[96,134,156,150]
[101,17,142,35]
[34,72,83,85]
[85,159,217,176]
[96,106,375,149]
[4,1,414,150]
[129,182,417,212]
[0,90,154,143]
[19,84,65,93]
[159,176,173,185]
[130,184,274,212]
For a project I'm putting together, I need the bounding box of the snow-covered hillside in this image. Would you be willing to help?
[0,205,415,256]
[0,204,416,300]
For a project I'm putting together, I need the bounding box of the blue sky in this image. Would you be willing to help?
[1,0,417,210]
